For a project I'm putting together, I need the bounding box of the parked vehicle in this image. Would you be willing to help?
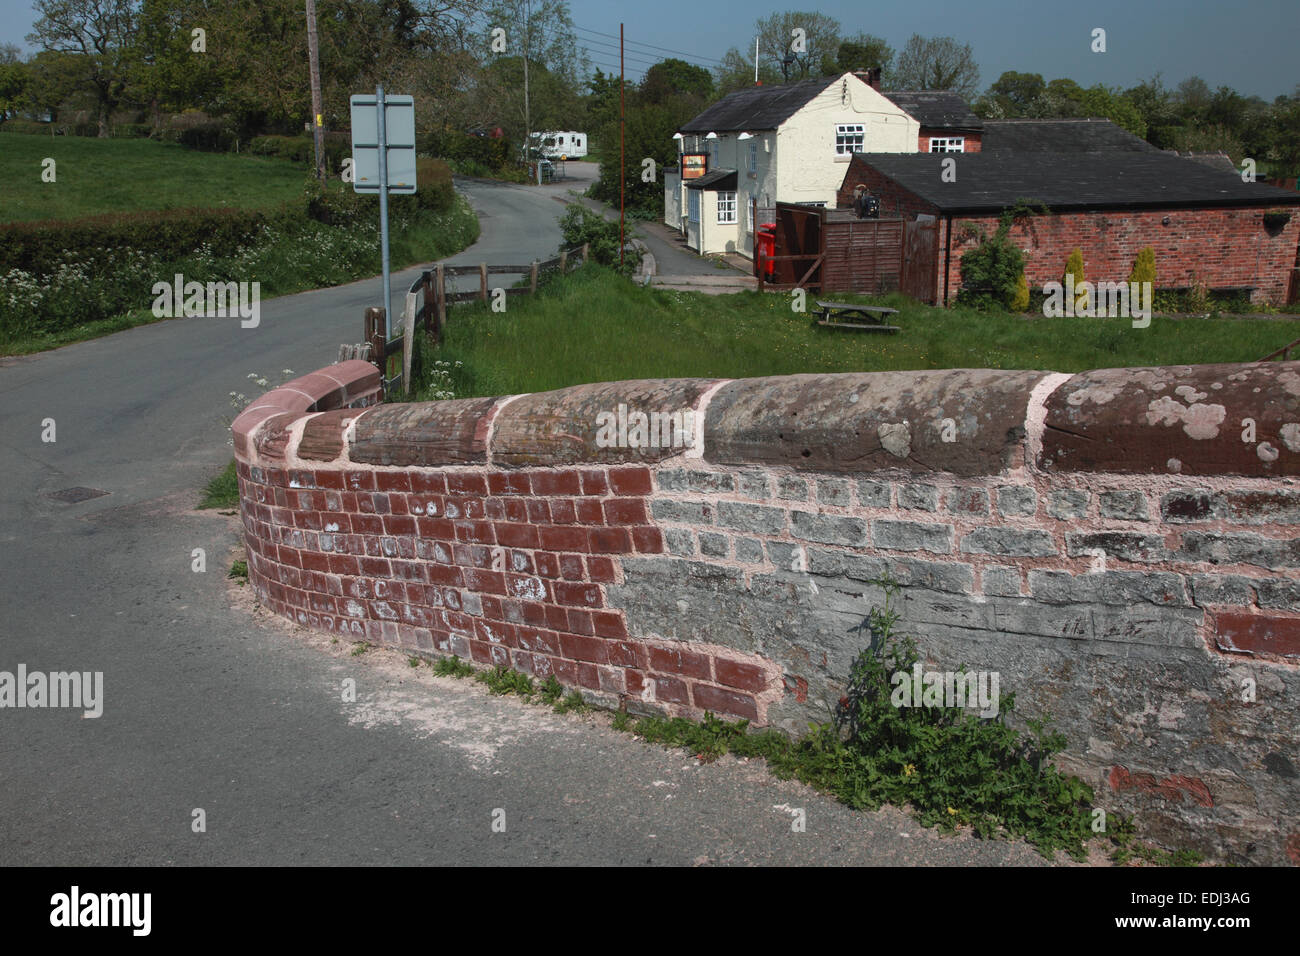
[532,131,587,160]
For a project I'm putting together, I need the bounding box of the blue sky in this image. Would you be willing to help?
[2,0,1296,99]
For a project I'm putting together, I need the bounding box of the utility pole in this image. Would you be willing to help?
[305,0,326,181]
[619,22,625,269]
[523,0,532,180]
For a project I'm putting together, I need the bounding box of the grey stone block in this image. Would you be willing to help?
[961,527,1057,557]
[736,471,770,499]
[1048,488,1090,520]
[776,475,808,501]
[817,477,852,507]
[1066,531,1167,563]
[1189,574,1256,606]
[1099,491,1150,521]
[856,480,891,509]
[997,485,1037,517]
[871,519,953,554]
[717,500,787,535]
[699,532,729,557]
[897,483,939,511]
[688,470,735,493]
[734,537,765,564]
[664,527,696,556]
[790,510,868,547]
[652,499,714,524]
[983,566,1022,596]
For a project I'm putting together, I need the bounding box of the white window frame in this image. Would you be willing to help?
[929,137,965,153]
[835,123,865,155]
[717,190,737,225]
[687,189,700,223]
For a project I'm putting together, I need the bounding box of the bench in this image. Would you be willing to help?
[813,300,900,332]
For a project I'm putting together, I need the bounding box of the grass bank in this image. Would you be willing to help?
[409,265,1300,400]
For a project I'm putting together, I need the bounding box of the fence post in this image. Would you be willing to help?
[480,263,488,303]
[365,306,386,397]
[435,263,447,340]
[530,260,539,293]
[582,243,589,264]
[560,249,568,273]
[421,271,434,335]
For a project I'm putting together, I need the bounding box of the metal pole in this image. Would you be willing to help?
[377,85,393,342]
[619,22,625,270]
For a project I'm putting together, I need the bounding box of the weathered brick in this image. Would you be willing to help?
[996,485,1037,517]
[790,511,868,547]
[690,683,758,720]
[817,477,852,507]
[608,466,653,495]
[776,475,808,501]
[961,527,1056,557]
[982,566,1022,596]
[651,499,713,524]
[589,527,633,553]
[714,658,768,692]
[897,483,939,511]
[1066,531,1167,563]
[648,645,711,680]
[1213,610,1300,658]
[871,519,953,554]
[733,537,765,564]
[856,480,891,509]
[699,532,729,557]
[945,487,989,516]
[1047,488,1090,520]
[717,500,786,535]
[1099,490,1150,521]
[665,528,696,556]
[532,471,582,496]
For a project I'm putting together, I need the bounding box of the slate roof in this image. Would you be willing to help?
[684,168,738,190]
[981,118,1157,152]
[678,77,836,133]
[849,150,1300,214]
[880,91,983,130]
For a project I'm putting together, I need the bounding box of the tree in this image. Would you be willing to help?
[985,71,1045,116]
[893,34,979,98]
[642,58,712,104]
[754,10,840,83]
[713,46,779,96]
[834,32,893,81]
[27,0,141,136]
[0,45,29,118]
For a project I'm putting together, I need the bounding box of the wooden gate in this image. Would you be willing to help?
[901,218,939,304]
[767,203,824,288]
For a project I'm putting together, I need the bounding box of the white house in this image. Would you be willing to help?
[664,70,920,258]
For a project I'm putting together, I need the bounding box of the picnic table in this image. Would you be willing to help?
[813,300,900,333]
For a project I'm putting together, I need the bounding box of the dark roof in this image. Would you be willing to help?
[679,77,835,133]
[684,168,738,190]
[881,91,982,130]
[849,150,1300,214]
[1167,150,1239,174]
[982,118,1157,152]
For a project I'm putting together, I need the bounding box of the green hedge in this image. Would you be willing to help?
[249,132,351,169]
[0,206,285,276]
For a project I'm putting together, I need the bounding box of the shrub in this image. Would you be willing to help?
[1128,246,1156,287]
[557,203,630,271]
[958,228,1024,311]
[1010,268,1030,312]
[1063,247,1085,287]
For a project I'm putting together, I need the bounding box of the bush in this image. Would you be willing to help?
[557,204,630,272]
[1128,246,1156,287]
[1010,269,1030,312]
[0,206,285,276]
[422,130,512,169]
[958,227,1025,311]
[1063,247,1085,287]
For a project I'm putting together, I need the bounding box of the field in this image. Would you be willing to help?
[412,265,1300,400]
[0,132,307,222]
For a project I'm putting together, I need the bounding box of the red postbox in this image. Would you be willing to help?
[755,223,777,281]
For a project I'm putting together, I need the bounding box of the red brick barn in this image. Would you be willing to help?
[836,150,1300,305]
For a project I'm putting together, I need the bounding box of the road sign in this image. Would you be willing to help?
[349,93,417,194]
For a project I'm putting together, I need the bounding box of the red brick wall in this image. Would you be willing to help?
[836,161,940,219]
[917,129,982,153]
[942,206,1300,305]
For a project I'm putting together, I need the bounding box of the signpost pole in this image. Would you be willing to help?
[376,84,393,342]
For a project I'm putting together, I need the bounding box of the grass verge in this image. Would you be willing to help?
[198,459,239,510]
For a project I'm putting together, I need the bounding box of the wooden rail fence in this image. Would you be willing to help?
[362,244,589,396]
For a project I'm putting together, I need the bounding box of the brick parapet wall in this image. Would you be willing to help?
[234,361,1300,863]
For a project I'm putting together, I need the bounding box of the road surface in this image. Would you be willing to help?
[0,173,1055,866]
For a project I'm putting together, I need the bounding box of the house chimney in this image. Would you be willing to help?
[853,67,882,91]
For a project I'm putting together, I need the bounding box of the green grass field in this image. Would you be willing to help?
[0,132,306,222]
[410,266,1300,400]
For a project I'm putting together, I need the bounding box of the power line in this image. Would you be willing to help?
[579,39,661,68]
[573,24,724,66]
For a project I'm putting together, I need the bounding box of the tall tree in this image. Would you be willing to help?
[713,46,779,96]
[0,45,29,118]
[833,32,893,82]
[892,34,979,98]
[27,0,141,136]
[754,10,840,83]
[641,58,713,104]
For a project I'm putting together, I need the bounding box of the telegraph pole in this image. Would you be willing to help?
[305,0,326,181]
[523,0,532,180]
[619,22,625,268]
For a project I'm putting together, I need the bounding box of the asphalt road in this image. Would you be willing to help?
[0,173,1056,866]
